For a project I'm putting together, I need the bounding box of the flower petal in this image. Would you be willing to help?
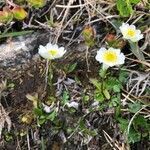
[117,53,125,65]
[38,43,66,60]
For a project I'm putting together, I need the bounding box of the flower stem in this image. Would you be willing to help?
[99,67,109,99]
[99,67,107,79]
[44,60,53,92]
[44,60,49,91]
[48,60,53,91]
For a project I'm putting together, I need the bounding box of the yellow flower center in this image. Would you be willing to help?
[48,49,58,56]
[127,29,135,37]
[21,116,28,123]
[103,51,118,63]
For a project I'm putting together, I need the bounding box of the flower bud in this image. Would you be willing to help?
[106,34,116,42]
[21,114,33,124]
[27,0,46,8]
[82,25,96,47]
[0,7,13,24]
[12,6,27,20]
[106,33,126,49]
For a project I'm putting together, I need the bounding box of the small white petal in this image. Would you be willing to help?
[46,43,52,49]
[42,104,51,113]
[138,34,143,40]
[108,47,121,55]
[59,48,66,55]
[95,47,106,63]
[118,53,125,65]
[59,47,64,51]
[66,101,79,110]
[52,44,59,50]
[99,47,107,51]
[96,55,103,63]
[136,29,141,35]
[38,45,51,59]
[130,25,136,30]
[39,45,46,52]
[120,23,128,32]
[91,101,99,107]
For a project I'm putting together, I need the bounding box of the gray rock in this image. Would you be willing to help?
[0,31,50,67]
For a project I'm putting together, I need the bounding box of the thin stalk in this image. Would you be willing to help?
[44,60,49,91]
[41,136,45,150]
[48,60,53,92]
[86,46,90,72]
[100,67,108,98]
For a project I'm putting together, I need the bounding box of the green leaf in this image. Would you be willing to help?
[103,89,110,99]
[0,30,33,39]
[110,97,119,107]
[128,103,142,113]
[133,115,150,132]
[128,128,141,143]
[74,76,82,85]
[67,62,77,73]
[40,115,46,119]
[34,108,43,116]
[83,95,90,103]
[119,70,128,83]
[105,77,120,90]
[129,41,145,60]
[94,91,105,102]
[38,118,46,125]
[62,91,69,106]
[118,117,128,132]
[99,68,107,78]
[130,0,140,4]
[90,78,102,91]
[113,85,121,93]
[47,111,57,121]
[111,19,123,32]
[117,0,133,17]
[115,105,121,117]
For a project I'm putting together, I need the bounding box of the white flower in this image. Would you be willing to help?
[95,47,125,69]
[91,101,99,107]
[42,103,51,113]
[66,101,79,110]
[38,43,66,60]
[119,23,143,42]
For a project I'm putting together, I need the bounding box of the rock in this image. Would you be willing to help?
[0,31,50,110]
[0,31,50,68]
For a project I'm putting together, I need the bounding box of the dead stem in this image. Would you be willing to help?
[85,46,90,72]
